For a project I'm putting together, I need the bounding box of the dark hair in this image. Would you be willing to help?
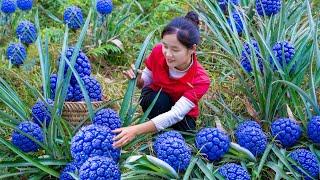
[161,11,200,49]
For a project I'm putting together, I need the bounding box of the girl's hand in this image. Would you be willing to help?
[112,126,138,148]
[123,64,142,80]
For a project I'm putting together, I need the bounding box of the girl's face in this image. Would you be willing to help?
[161,33,196,71]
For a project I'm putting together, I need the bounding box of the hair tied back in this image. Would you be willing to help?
[185,11,200,27]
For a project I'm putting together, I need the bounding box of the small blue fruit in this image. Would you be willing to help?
[16,20,38,44]
[79,156,120,180]
[63,6,84,30]
[11,121,44,152]
[219,163,250,180]
[6,43,27,65]
[93,108,121,130]
[271,118,301,147]
[96,0,113,15]
[307,116,320,144]
[70,124,120,166]
[195,128,230,161]
[1,0,16,14]
[17,0,33,11]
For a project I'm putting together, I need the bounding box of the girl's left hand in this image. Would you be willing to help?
[112,126,138,148]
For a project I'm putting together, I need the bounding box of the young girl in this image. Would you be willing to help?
[113,11,211,148]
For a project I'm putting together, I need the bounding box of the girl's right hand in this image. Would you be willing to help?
[123,64,142,80]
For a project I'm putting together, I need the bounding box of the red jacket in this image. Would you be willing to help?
[145,44,211,118]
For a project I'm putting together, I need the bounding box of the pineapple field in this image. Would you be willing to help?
[0,0,320,179]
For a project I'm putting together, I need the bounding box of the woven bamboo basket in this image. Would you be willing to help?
[62,99,108,126]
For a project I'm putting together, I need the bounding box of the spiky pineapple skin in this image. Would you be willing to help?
[93,108,121,130]
[79,156,120,180]
[1,0,16,14]
[6,43,27,65]
[307,116,320,144]
[73,76,102,101]
[195,128,230,161]
[31,99,53,126]
[63,6,84,30]
[16,20,38,44]
[289,149,319,179]
[218,0,239,12]
[11,121,44,152]
[49,74,74,101]
[227,10,243,34]
[153,130,184,152]
[218,163,251,180]
[96,0,113,15]
[240,40,264,73]
[60,162,78,180]
[270,41,295,71]
[70,124,120,166]
[17,0,33,11]
[256,0,281,16]
[235,126,267,156]
[271,118,301,147]
[60,47,91,85]
[235,120,262,136]
[155,138,191,171]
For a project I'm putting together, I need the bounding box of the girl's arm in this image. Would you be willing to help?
[123,64,153,89]
[112,121,157,148]
[112,96,194,148]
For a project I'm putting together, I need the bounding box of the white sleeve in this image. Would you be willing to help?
[151,96,195,131]
[141,67,153,87]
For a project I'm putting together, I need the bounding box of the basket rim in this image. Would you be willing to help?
[63,96,109,105]
[63,99,108,105]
